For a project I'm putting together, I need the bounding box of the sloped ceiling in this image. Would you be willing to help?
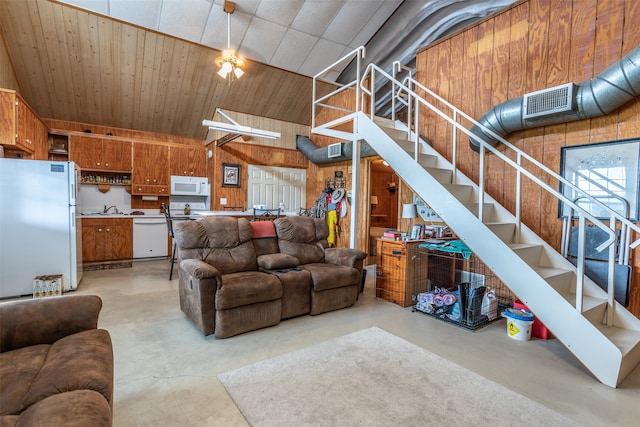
[0,0,518,140]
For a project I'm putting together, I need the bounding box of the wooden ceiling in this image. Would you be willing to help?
[0,0,320,140]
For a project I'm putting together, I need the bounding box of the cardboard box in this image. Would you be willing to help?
[33,274,63,298]
[513,299,551,339]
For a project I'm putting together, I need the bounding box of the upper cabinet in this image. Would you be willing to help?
[169,145,207,177]
[69,135,132,171]
[0,89,47,157]
[132,142,169,195]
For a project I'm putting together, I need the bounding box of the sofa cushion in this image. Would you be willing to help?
[176,217,258,274]
[257,253,300,270]
[22,329,113,410]
[0,344,50,415]
[301,263,360,291]
[274,217,328,264]
[17,390,111,427]
[216,271,282,310]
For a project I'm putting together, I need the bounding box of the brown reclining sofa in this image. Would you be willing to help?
[174,215,367,338]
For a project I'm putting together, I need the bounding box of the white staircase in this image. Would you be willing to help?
[310,48,640,387]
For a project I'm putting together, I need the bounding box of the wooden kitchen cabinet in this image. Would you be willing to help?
[69,135,132,171]
[169,145,207,177]
[132,142,170,195]
[82,218,133,262]
[0,89,47,157]
[375,239,429,307]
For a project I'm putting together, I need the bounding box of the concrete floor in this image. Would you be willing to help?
[74,260,639,426]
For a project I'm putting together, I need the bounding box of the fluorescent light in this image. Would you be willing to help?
[202,119,281,139]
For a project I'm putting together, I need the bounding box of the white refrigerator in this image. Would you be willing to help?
[0,159,83,298]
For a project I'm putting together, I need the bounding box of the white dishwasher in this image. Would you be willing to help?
[133,217,169,259]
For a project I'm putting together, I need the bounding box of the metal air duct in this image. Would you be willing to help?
[469,44,640,152]
[296,135,378,164]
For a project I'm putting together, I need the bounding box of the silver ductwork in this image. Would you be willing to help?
[470,44,640,152]
[296,135,378,164]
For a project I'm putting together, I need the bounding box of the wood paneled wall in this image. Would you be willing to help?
[0,34,18,91]
[415,0,640,316]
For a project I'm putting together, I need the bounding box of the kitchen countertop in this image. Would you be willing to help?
[194,210,298,217]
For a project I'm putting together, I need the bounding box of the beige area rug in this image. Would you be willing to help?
[218,327,581,427]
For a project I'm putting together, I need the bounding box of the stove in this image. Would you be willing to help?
[169,201,208,217]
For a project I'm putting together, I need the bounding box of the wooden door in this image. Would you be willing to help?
[102,139,132,171]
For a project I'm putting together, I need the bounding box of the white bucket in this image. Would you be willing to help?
[502,308,534,341]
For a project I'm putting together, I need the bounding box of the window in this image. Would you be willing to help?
[559,139,640,221]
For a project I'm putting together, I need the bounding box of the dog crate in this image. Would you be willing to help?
[411,244,514,331]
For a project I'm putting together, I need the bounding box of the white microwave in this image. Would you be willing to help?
[170,176,209,196]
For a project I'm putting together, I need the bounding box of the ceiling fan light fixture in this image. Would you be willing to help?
[216,1,244,84]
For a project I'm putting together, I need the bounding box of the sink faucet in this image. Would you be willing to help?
[103,205,118,214]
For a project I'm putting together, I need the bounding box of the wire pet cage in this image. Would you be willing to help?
[412,244,514,331]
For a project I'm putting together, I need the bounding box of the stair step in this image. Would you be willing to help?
[558,290,607,315]
[417,153,439,168]
[462,202,495,222]
[423,167,453,184]
[486,222,516,243]
[509,243,543,265]
[594,324,640,356]
[373,116,398,128]
[442,184,475,202]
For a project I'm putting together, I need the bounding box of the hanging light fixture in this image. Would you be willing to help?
[216,1,245,83]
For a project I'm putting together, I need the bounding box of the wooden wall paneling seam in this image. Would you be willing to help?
[29,0,56,119]
[520,0,550,233]
[460,27,478,182]
[486,10,510,208]
[475,19,495,186]
[588,0,624,143]
[618,0,640,137]
[504,3,529,216]
[538,1,571,252]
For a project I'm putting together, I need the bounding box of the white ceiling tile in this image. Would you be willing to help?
[255,0,304,27]
[240,17,287,63]
[290,1,344,37]
[270,29,318,71]
[158,0,213,42]
[109,0,161,30]
[348,0,403,48]
[323,0,383,45]
[57,0,109,15]
[232,0,262,15]
[297,38,345,77]
[201,6,252,52]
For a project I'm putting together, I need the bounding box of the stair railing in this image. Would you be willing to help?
[311,47,365,139]
[355,61,640,323]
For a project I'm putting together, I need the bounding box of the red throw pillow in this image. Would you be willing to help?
[250,221,277,238]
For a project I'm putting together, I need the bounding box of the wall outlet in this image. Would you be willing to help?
[220,198,227,205]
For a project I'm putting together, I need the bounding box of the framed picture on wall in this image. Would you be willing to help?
[413,193,444,223]
[559,138,640,221]
[222,163,240,187]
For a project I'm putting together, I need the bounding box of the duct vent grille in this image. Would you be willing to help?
[327,143,342,158]
[523,83,575,119]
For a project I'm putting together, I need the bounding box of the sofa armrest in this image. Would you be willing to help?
[0,295,102,353]
[180,259,222,282]
[324,247,367,268]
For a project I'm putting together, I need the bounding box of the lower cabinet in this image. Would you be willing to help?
[82,218,133,262]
